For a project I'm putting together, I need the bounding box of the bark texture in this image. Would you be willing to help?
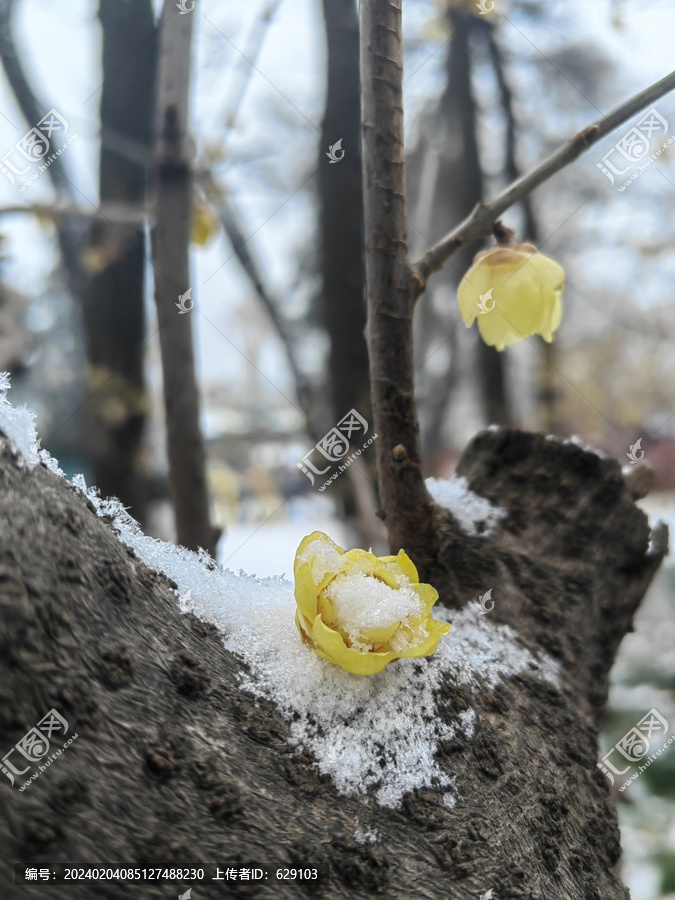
[0,429,666,900]
[361,0,438,565]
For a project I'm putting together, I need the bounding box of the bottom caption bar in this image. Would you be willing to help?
[15,865,328,885]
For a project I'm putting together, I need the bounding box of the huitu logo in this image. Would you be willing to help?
[176,288,194,314]
[176,0,195,13]
[0,108,77,192]
[326,139,345,163]
[598,708,669,789]
[477,288,495,314]
[626,438,644,465]
[476,0,494,13]
[596,107,668,188]
[480,890,493,900]
[178,889,193,900]
[478,588,495,615]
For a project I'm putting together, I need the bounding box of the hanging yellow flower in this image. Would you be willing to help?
[293,531,450,676]
[457,242,564,351]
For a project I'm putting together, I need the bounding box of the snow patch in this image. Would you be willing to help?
[0,373,41,466]
[0,374,561,809]
[426,474,506,536]
[324,569,421,648]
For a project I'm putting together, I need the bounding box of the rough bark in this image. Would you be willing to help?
[361,0,438,565]
[0,428,666,899]
[80,0,157,529]
[151,2,217,556]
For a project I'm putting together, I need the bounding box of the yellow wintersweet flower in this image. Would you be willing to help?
[458,242,564,351]
[293,531,450,676]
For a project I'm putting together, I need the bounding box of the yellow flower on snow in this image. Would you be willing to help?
[293,531,450,676]
[458,242,564,351]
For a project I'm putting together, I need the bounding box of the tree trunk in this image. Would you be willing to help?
[151,2,217,556]
[0,428,665,899]
[80,0,157,528]
[319,0,377,534]
[361,0,438,567]
[319,0,370,431]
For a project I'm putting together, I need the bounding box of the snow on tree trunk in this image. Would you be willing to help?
[0,385,665,898]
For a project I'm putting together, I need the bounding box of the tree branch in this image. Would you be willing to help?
[412,68,675,290]
[0,202,151,224]
[213,187,321,444]
[360,0,438,567]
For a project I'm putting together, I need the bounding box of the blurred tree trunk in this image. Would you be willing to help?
[445,10,511,428]
[484,22,561,434]
[80,0,157,528]
[319,0,370,426]
[151,2,218,556]
[417,9,511,467]
[319,0,379,538]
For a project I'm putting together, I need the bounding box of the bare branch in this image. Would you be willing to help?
[413,68,675,289]
[0,202,151,225]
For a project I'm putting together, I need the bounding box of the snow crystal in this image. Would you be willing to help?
[0,374,562,810]
[298,536,344,584]
[426,474,506,536]
[324,570,421,647]
[0,373,41,466]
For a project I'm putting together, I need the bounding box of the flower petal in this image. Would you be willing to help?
[294,561,320,621]
[397,618,451,659]
[312,614,396,675]
[379,550,420,585]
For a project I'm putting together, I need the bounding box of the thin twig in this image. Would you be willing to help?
[412,68,675,291]
[0,202,152,225]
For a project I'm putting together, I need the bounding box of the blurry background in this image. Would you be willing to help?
[0,0,673,894]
